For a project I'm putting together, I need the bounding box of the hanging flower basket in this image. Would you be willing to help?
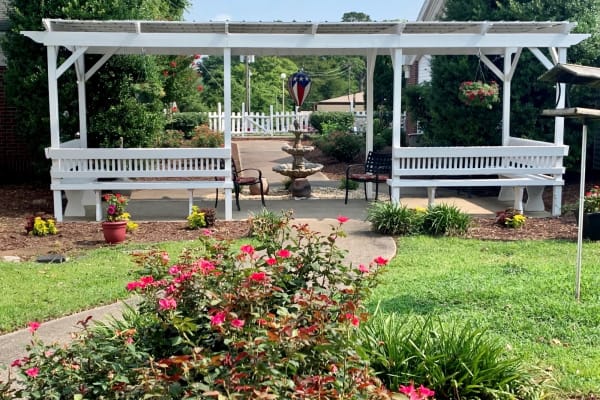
[458,80,500,109]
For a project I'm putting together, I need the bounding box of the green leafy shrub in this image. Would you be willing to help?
[339,177,359,191]
[314,131,364,162]
[367,202,427,236]
[359,313,543,399]
[165,112,206,138]
[309,111,354,134]
[153,129,185,147]
[191,124,224,147]
[422,203,471,236]
[5,214,393,399]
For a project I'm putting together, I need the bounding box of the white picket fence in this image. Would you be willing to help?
[204,104,368,136]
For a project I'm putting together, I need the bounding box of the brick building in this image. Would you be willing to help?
[0,0,33,183]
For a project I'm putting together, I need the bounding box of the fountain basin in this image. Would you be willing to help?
[281,144,315,156]
[272,162,324,179]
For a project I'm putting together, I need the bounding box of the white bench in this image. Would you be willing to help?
[45,147,234,222]
[386,145,568,216]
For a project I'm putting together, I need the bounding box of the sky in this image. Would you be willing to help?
[184,0,426,23]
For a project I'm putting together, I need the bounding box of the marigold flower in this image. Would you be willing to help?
[28,321,40,333]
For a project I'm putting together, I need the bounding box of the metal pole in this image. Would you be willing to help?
[280,73,286,113]
[575,123,587,301]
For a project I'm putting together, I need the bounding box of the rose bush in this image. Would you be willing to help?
[3,212,394,399]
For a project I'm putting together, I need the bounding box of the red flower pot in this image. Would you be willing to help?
[101,221,127,244]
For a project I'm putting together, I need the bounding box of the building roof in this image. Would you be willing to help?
[318,92,365,105]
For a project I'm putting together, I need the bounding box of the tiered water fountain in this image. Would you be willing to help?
[272,71,323,198]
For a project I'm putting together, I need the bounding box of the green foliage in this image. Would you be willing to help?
[360,313,543,399]
[366,202,427,236]
[370,237,600,395]
[367,202,470,237]
[153,129,185,148]
[424,0,600,170]
[422,203,471,236]
[190,124,224,147]
[0,0,188,177]
[314,131,364,162]
[339,177,359,191]
[4,214,392,399]
[165,112,207,138]
[186,205,207,229]
[309,111,355,134]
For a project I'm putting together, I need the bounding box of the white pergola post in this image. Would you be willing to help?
[365,49,377,197]
[46,46,64,221]
[74,49,88,147]
[552,48,568,216]
[223,47,233,220]
[390,48,403,203]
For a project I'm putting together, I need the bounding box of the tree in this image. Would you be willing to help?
[414,0,600,167]
[2,0,189,176]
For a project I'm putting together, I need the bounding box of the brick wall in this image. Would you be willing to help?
[0,65,34,182]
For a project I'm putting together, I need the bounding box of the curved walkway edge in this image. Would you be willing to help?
[0,218,395,381]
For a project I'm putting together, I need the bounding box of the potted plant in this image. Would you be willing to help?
[458,80,500,109]
[101,193,130,244]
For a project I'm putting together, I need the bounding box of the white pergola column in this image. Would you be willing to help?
[552,47,568,216]
[365,49,377,197]
[46,46,64,221]
[390,48,403,203]
[223,47,233,220]
[74,49,88,147]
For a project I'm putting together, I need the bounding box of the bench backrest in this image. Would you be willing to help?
[365,151,392,175]
[46,147,232,179]
[391,145,568,176]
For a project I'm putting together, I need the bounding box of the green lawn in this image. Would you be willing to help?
[0,240,200,333]
[368,236,600,396]
[2,235,600,396]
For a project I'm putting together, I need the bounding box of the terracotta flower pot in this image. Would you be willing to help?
[101,221,127,244]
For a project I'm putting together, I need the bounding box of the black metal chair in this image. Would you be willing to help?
[215,159,266,211]
[344,151,392,204]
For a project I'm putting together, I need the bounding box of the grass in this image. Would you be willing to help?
[0,240,204,333]
[2,234,600,396]
[368,236,600,396]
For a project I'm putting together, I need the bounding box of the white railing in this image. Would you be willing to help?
[205,104,373,136]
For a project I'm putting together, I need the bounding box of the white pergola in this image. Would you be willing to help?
[22,19,589,219]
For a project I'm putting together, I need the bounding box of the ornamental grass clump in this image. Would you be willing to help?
[4,212,393,399]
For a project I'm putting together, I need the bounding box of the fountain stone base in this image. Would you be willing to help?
[272,130,324,198]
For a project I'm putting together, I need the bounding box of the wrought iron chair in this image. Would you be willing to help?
[344,151,392,204]
[215,159,266,211]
